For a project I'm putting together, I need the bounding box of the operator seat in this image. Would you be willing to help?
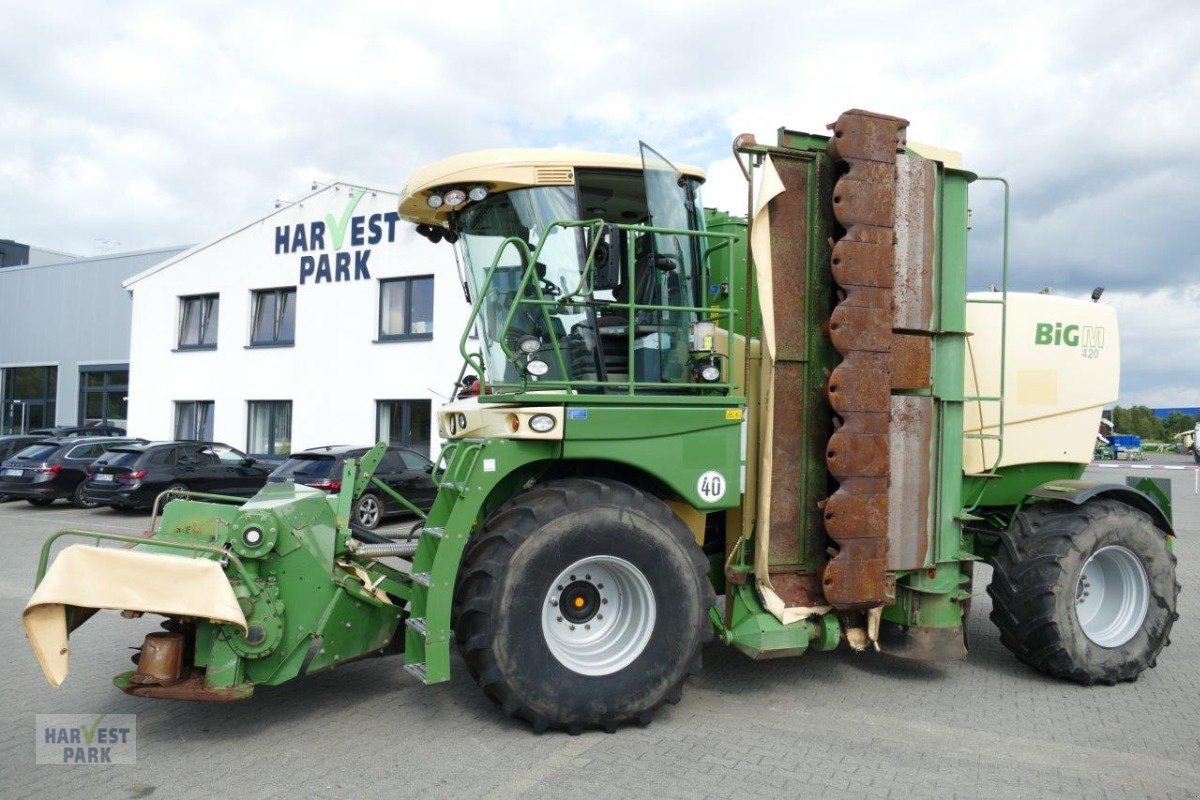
[594,234,680,381]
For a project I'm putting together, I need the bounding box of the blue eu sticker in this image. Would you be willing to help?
[567,408,588,420]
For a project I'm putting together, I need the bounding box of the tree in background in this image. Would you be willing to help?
[1109,406,1198,442]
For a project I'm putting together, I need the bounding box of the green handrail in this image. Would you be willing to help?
[479,217,740,395]
[964,176,1011,510]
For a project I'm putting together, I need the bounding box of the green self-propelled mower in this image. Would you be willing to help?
[24,109,1178,734]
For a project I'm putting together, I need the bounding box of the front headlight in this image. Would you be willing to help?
[528,414,556,433]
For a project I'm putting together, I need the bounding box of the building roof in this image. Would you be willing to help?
[122,181,399,289]
[0,245,189,276]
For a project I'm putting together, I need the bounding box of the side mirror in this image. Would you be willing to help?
[242,457,256,467]
[591,223,623,291]
[424,464,434,473]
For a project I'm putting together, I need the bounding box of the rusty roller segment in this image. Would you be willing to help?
[820,109,908,609]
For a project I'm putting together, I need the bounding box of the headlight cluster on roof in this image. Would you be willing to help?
[426,184,489,210]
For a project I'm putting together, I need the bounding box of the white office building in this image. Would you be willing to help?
[123,182,464,458]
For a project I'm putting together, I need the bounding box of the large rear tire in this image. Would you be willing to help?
[988,499,1178,685]
[454,478,714,734]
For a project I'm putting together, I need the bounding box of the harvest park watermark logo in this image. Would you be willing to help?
[36,714,136,764]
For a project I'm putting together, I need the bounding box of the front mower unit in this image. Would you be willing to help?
[26,470,410,700]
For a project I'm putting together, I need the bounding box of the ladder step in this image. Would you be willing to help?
[406,616,427,636]
[411,572,432,588]
[404,662,428,683]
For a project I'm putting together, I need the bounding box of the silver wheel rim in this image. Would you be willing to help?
[540,555,656,676]
[357,496,380,527]
[1075,545,1150,648]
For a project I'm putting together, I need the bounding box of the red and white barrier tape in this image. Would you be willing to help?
[1089,462,1200,493]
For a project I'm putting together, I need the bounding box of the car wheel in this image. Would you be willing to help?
[71,481,101,509]
[354,492,384,530]
[26,498,54,507]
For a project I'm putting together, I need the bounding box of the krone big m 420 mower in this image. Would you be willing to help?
[24,110,1178,733]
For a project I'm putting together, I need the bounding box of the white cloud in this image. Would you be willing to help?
[1,0,1197,404]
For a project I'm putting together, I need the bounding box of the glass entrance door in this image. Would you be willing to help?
[2,366,57,434]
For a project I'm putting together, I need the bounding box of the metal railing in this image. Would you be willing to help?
[964,176,1011,508]
[455,218,740,398]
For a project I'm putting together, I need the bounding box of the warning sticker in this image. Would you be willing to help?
[724,408,744,421]
[696,470,726,503]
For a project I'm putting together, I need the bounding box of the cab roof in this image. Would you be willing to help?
[399,148,705,227]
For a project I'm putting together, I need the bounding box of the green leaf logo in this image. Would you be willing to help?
[326,188,366,250]
[79,714,106,745]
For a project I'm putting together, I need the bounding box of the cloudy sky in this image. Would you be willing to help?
[2,1,1197,406]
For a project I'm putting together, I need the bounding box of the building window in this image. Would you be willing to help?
[378,276,434,341]
[175,401,214,441]
[1,366,57,434]
[79,365,129,428]
[250,288,296,346]
[247,400,292,456]
[179,294,219,349]
[376,399,431,457]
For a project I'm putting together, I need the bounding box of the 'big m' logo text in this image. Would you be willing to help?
[1034,322,1106,359]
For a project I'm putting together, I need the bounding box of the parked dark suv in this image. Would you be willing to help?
[268,445,436,529]
[29,425,128,438]
[0,435,45,502]
[0,436,143,507]
[83,441,272,510]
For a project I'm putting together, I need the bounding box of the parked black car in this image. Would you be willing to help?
[268,445,436,529]
[0,435,45,502]
[0,436,144,507]
[83,441,272,510]
[29,425,127,438]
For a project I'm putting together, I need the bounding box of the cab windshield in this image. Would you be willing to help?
[453,168,708,393]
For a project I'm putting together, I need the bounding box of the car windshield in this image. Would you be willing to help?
[95,450,142,467]
[272,455,339,480]
[13,444,59,461]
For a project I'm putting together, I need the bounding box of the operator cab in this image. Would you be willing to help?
[399,147,731,396]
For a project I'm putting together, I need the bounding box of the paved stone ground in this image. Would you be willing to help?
[1,460,1198,799]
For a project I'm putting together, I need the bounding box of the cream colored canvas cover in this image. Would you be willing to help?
[23,545,247,687]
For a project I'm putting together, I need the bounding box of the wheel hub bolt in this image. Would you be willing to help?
[602,598,608,604]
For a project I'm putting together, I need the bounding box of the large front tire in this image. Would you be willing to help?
[988,499,1178,685]
[454,478,714,734]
